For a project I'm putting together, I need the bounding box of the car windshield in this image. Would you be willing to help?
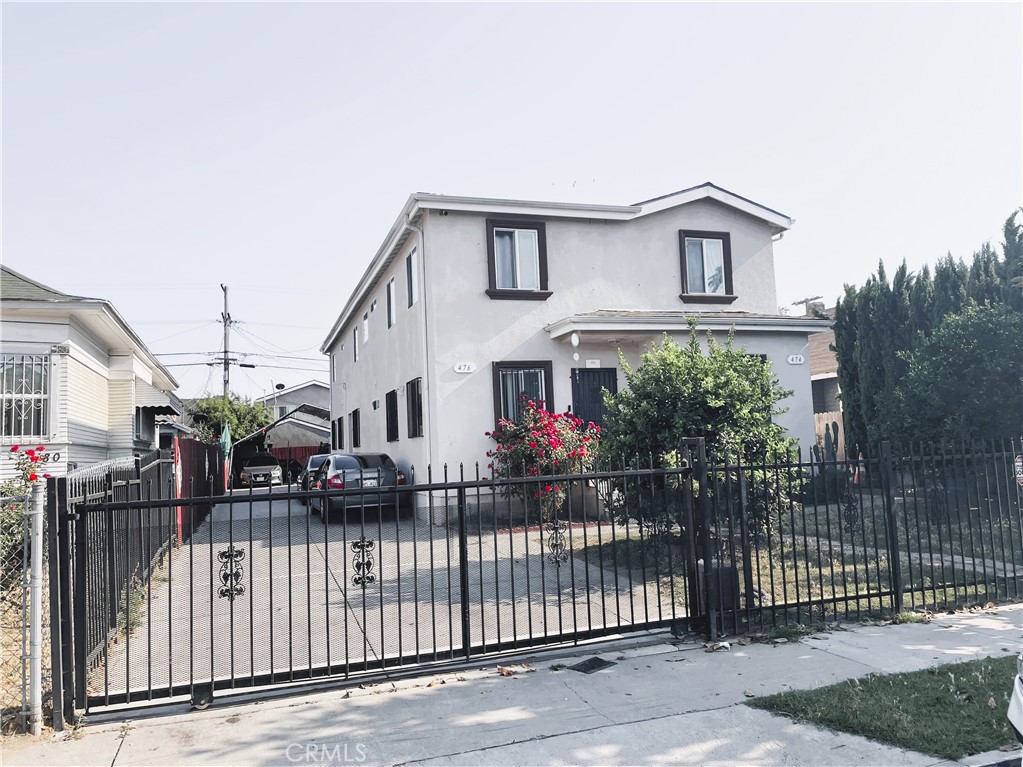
[357,454,395,470]
[332,455,362,471]
[245,455,279,468]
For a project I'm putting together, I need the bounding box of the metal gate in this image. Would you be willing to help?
[50,453,709,717]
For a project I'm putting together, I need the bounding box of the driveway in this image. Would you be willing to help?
[92,488,681,703]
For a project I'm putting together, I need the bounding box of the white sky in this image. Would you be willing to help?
[3,2,1021,402]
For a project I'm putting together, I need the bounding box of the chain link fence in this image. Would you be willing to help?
[0,491,50,736]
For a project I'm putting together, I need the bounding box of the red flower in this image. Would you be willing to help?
[25,449,35,457]
[10,446,19,452]
[545,485,553,493]
[30,456,39,463]
[529,441,537,449]
[43,473,52,479]
[28,473,38,482]
[36,446,45,452]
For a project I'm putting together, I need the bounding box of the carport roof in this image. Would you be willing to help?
[234,403,330,447]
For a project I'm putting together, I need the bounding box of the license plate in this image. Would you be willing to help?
[363,478,378,488]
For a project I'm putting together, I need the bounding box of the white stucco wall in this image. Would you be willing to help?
[327,236,432,476]
[328,198,818,471]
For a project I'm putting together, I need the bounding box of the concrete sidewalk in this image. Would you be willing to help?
[5,605,1023,767]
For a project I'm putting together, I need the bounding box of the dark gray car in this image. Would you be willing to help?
[309,452,402,517]
[296,453,329,505]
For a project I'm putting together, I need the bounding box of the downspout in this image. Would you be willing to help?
[404,212,434,474]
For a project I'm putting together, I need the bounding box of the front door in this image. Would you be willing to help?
[571,368,618,427]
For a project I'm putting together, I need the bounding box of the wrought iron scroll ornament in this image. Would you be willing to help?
[351,538,376,586]
[218,546,245,601]
[546,518,569,565]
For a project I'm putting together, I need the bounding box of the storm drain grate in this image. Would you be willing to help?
[568,657,617,674]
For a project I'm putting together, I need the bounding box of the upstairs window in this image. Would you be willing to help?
[486,220,550,300]
[1,354,49,438]
[362,312,369,343]
[492,361,553,424]
[678,230,735,304]
[387,278,396,328]
[406,249,419,308]
[353,327,359,362]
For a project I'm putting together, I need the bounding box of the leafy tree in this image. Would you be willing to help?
[600,325,800,537]
[886,302,1023,444]
[832,211,1022,450]
[187,394,273,444]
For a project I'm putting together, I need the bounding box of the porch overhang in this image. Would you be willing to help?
[136,382,183,415]
[545,311,834,345]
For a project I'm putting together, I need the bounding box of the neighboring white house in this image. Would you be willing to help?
[254,380,330,421]
[0,265,181,480]
[320,183,833,476]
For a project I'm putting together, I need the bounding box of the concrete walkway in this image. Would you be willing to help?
[5,605,1023,767]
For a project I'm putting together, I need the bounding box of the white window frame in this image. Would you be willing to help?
[1,354,50,440]
[493,227,540,290]
[387,278,397,328]
[406,248,419,308]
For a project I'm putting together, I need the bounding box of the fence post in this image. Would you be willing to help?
[456,485,471,660]
[880,441,904,614]
[27,482,44,736]
[45,479,63,732]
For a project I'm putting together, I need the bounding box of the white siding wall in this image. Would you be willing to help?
[67,356,110,463]
[107,379,134,455]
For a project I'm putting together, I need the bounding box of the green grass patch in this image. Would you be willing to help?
[746,655,1018,760]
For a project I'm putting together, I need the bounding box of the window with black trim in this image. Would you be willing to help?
[486,219,550,300]
[333,416,344,450]
[492,361,553,423]
[406,377,424,438]
[353,327,359,362]
[406,249,419,308]
[387,278,396,328]
[678,230,735,303]
[385,389,399,442]
[349,409,361,449]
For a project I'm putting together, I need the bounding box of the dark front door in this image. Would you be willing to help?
[571,368,618,427]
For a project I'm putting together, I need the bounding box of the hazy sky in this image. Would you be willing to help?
[3,2,1020,402]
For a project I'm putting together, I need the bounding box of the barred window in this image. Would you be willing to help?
[1,355,50,439]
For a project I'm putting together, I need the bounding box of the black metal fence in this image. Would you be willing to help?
[705,439,1023,635]
[47,438,1023,723]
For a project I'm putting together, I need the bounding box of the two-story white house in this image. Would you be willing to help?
[320,183,832,476]
[0,265,181,480]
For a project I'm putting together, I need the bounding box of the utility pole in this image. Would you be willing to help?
[221,284,231,427]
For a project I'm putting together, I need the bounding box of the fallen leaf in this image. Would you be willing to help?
[666,657,686,663]
[497,666,516,677]
[427,680,438,687]
[988,696,997,709]
[521,663,536,672]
